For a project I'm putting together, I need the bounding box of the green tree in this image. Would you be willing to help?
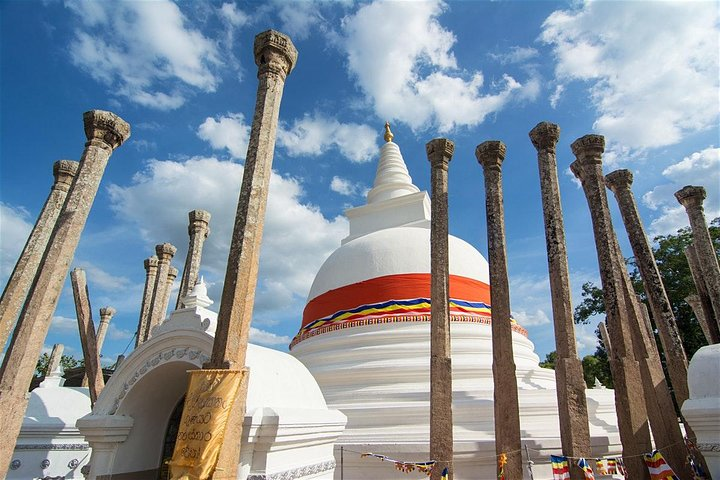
[539,351,557,369]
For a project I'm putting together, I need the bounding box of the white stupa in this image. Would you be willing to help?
[290,125,622,479]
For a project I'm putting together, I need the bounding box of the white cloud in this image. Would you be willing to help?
[106,323,134,342]
[107,156,348,324]
[490,46,539,65]
[50,315,78,335]
[278,114,378,163]
[643,147,720,236]
[275,1,324,41]
[330,176,365,197]
[197,113,251,159]
[341,0,538,133]
[0,203,32,284]
[249,326,292,346]
[219,2,249,27]
[66,0,221,109]
[541,2,719,149]
[512,309,551,327]
[72,262,132,292]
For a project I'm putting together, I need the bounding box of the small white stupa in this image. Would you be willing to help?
[290,124,622,479]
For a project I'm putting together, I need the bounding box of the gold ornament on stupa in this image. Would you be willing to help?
[384,121,394,143]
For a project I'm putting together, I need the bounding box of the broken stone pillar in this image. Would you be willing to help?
[529,122,591,480]
[475,140,523,480]
[70,269,104,405]
[598,321,613,357]
[0,160,78,350]
[176,209,211,309]
[570,135,651,480]
[206,30,297,480]
[45,343,64,378]
[164,266,178,315]
[686,294,719,344]
[426,138,455,480]
[145,243,176,340]
[676,186,720,325]
[135,255,158,348]
[96,306,116,357]
[685,244,718,337]
[0,110,128,475]
[605,169,690,406]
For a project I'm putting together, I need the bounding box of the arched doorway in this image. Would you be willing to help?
[158,396,185,480]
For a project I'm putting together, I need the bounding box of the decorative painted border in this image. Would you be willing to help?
[697,443,720,452]
[109,347,210,414]
[290,314,528,349]
[247,460,336,480]
[15,443,89,451]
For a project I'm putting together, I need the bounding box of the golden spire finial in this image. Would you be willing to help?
[384,121,394,143]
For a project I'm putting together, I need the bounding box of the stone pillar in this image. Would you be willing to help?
[135,255,158,348]
[570,134,651,480]
[605,169,690,405]
[145,243,176,340]
[686,294,719,344]
[426,138,455,480]
[685,244,718,338]
[164,266,178,314]
[70,268,104,405]
[676,186,720,325]
[0,160,78,350]
[475,140,523,480]
[598,321,613,357]
[529,122,590,480]
[176,209,211,309]
[206,30,297,480]
[0,110,128,476]
[45,343,64,377]
[96,306,116,357]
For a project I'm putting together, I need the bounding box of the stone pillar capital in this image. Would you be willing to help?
[254,30,298,79]
[189,209,211,237]
[675,185,706,210]
[571,134,605,164]
[168,266,179,280]
[605,169,634,193]
[155,243,177,261]
[569,160,583,181]
[475,140,506,171]
[529,121,560,153]
[83,110,131,151]
[99,306,116,319]
[144,255,159,271]
[52,160,79,192]
[426,138,455,170]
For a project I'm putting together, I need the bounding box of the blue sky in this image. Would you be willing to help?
[1,0,718,366]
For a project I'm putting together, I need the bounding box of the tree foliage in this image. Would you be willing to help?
[35,352,83,378]
[539,351,557,369]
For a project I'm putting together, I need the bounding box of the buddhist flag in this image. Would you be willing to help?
[596,459,607,475]
[607,458,617,474]
[643,450,679,480]
[551,455,570,480]
[441,467,449,480]
[577,458,595,479]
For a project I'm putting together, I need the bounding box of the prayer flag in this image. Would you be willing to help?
[617,457,627,476]
[596,459,607,475]
[607,458,617,474]
[551,455,570,480]
[498,452,507,480]
[577,458,595,479]
[643,450,679,480]
[441,467,449,480]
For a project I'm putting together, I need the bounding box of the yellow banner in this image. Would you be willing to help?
[169,369,246,480]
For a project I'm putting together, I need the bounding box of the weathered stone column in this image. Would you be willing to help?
[164,266,178,314]
[529,122,590,480]
[45,343,64,377]
[176,209,211,309]
[145,243,176,340]
[0,160,78,349]
[570,135,650,480]
[598,321,613,357]
[426,138,455,480]
[96,306,116,357]
[686,294,719,343]
[206,30,297,480]
[135,255,158,348]
[676,186,720,325]
[605,169,690,405]
[685,244,718,337]
[70,269,104,405]
[475,140,523,480]
[0,110,128,475]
